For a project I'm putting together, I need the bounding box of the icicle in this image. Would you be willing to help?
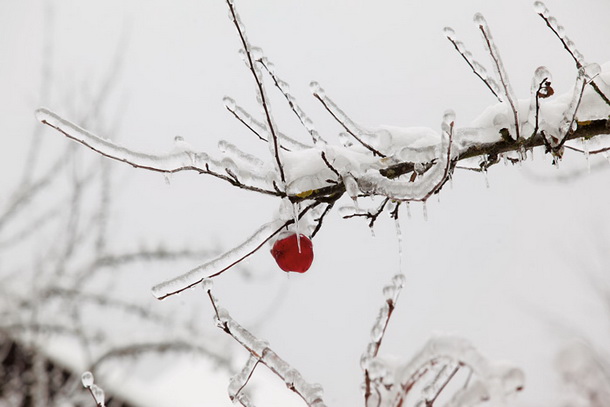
[405,202,411,219]
[582,138,591,172]
[422,202,428,221]
[394,215,403,273]
[483,169,490,188]
[292,202,301,252]
[343,173,360,208]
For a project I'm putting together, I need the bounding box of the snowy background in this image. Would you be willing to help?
[1,0,610,406]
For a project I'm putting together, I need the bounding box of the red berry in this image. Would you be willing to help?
[270,233,314,273]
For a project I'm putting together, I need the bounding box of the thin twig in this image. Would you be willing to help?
[446,36,501,101]
[226,0,286,183]
[312,92,386,157]
[38,116,283,198]
[477,22,520,140]
[536,11,610,106]
[258,58,323,145]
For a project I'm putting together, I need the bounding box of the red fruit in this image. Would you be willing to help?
[271,233,314,273]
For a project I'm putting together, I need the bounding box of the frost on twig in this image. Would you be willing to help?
[203,280,326,407]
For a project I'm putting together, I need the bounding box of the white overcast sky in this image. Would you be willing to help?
[1,0,610,406]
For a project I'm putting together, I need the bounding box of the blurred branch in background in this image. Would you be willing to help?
[0,4,233,406]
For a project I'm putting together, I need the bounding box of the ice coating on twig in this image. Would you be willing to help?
[534,1,610,106]
[226,0,286,183]
[152,219,285,299]
[390,336,524,406]
[357,111,454,201]
[474,13,520,140]
[311,81,386,157]
[35,108,281,197]
[208,289,327,407]
[229,355,259,403]
[36,108,208,171]
[444,26,501,101]
[362,272,406,405]
[258,56,325,145]
[558,68,586,143]
[224,98,311,151]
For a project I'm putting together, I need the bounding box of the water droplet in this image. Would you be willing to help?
[533,1,548,16]
[392,273,406,288]
[473,13,487,28]
[201,278,214,292]
[382,284,397,301]
[443,109,456,125]
[442,26,455,38]
[223,96,236,110]
[309,81,324,96]
[81,371,94,388]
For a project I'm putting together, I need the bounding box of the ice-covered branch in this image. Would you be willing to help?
[534,1,610,107]
[204,282,326,407]
[391,336,524,407]
[258,57,325,146]
[362,273,406,407]
[311,83,386,157]
[226,0,287,183]
[443,27,501,102]
[474,13,520,140]
[36,108,282,197]
[152,201,320,300]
